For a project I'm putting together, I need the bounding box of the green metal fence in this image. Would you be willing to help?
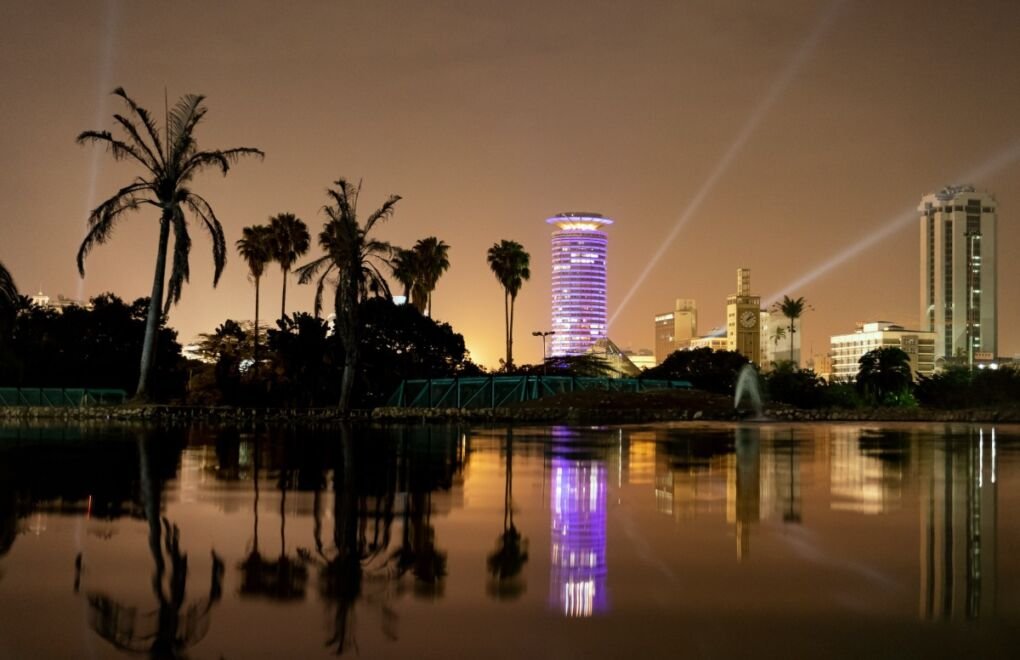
[386,375,691,409]
[0,388,128,407]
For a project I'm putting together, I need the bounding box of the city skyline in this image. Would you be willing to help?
[1,1,1018,368]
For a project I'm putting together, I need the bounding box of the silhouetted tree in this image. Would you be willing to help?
[642,347,750,395]
[76,88,263,399]
[236,224,274,370]
[296,179,401,411]
[410,237,450,317]
[389,248,417,302]
[856,347,913,405]
[771,295,810,365]
[0,261,17,308]
[487,240,531,370]
[487,429,528,600]
[269,213,310,321]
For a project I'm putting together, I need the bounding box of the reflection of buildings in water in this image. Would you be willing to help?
[549,456,608,617]
[919,429,997,621]
[829,430,905,515]
[651,429,804,560]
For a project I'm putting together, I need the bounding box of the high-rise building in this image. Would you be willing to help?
[726,268,761,364]
[919,186,997,363]
[548,212,612,356]
[654,298,697,362]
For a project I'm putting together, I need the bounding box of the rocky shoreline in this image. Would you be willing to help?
[1,403,1017,425]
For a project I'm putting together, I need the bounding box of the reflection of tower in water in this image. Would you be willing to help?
[727,432,760,561]
[919,428,997,620]
[549,456,608,617]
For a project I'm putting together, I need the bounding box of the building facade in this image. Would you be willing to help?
[548,212,612,356]
[726,268,761,365]
[919,186,997,363]
[761,309,801,367]
[654,298,697,363]
[829,322,936,381]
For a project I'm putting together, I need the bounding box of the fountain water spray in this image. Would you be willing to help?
[734,364,764,419]
[609,0,847,328]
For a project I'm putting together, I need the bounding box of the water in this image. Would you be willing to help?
[734,364,764,418]
[1,422,1019,658]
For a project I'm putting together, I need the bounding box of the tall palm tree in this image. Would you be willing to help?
[236,225,274,371]
[296,179,401,411]
[487,240,531,370]
[76,88,263,399]
[390,248,418,303]
[771,295,810,366]
[268,213,310,321]
[411,237,450,317]
[0,261,17,307]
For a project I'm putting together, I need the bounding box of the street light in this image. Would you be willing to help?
[532,330,555,377]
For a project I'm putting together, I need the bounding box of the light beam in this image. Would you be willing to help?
[76,0,120,301]
[609,0,847,328]
[764,137,1020,305]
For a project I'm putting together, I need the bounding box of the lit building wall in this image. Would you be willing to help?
[829,321,936,381]
[919,186,997,362]
[548,212,612,356]
[726,268,762,365]
[654,298,697,363]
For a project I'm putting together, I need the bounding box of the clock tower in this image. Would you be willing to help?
[726,268,762,365]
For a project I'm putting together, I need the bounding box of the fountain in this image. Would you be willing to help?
[734,364,765,420]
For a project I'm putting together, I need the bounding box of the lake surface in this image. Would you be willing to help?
[1,421,1018,659]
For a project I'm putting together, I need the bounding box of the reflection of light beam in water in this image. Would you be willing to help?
[763,138,1020,305]
[76,0,120,301]
[609,0,847,328]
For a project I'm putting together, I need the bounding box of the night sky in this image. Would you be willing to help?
[2,0,1018,367]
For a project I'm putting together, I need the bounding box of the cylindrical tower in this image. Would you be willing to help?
[547,212,613,356]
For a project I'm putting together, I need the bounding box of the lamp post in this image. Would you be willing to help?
[532,330,555,377]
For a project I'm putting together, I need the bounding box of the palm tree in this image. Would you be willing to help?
[0,261,17,308]
[771,295,810,366]
[411,237,450,317]
[76,88,263,399]
[487,240,530,370]
[268,213,310,321]
[390,248,418,303]
[236,225,274,371]
[296,179,401,411]
[487,428,528,600]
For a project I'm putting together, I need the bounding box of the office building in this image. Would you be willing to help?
[548,212,612,356]
[829,321,936,381]
[654,298,697,362]
[919,186,997,363]
[726,268,761,365]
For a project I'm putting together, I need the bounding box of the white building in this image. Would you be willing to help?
[761,310,801,367]
[654,298,697,363]
[829,322,936,382]
[919,186,997,363]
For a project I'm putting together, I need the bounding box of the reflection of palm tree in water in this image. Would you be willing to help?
[488,428,529,600]
[306,426,396,654]
[389,429,447,597]
[80,434,224,659]
[239,432,308,601]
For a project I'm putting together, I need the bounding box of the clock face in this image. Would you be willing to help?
[739,310,758,329]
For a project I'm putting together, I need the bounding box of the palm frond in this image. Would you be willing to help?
[77,185,153,275]
[363,195,401,233]
[181,147,264,180]
[183,193,227,285]
[164,208,192,313]
[112,87,165,165]
[311,264,337,317]
[0,261,18,304]
[295,255,333,285]
[167,93,206,159]
[77,129,158,174]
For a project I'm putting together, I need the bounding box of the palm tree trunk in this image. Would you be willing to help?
[254,275,261,372]
[136,215,171,400]
[503,290,511,370]
[280,265,288,322]
[508,292,516,370]
[789,319,795,366]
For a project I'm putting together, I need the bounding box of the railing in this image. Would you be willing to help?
[386,376,691,410]
[0,388,128,407]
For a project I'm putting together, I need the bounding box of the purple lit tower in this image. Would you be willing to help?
[547,212,613,356]
[549,456,608,617]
